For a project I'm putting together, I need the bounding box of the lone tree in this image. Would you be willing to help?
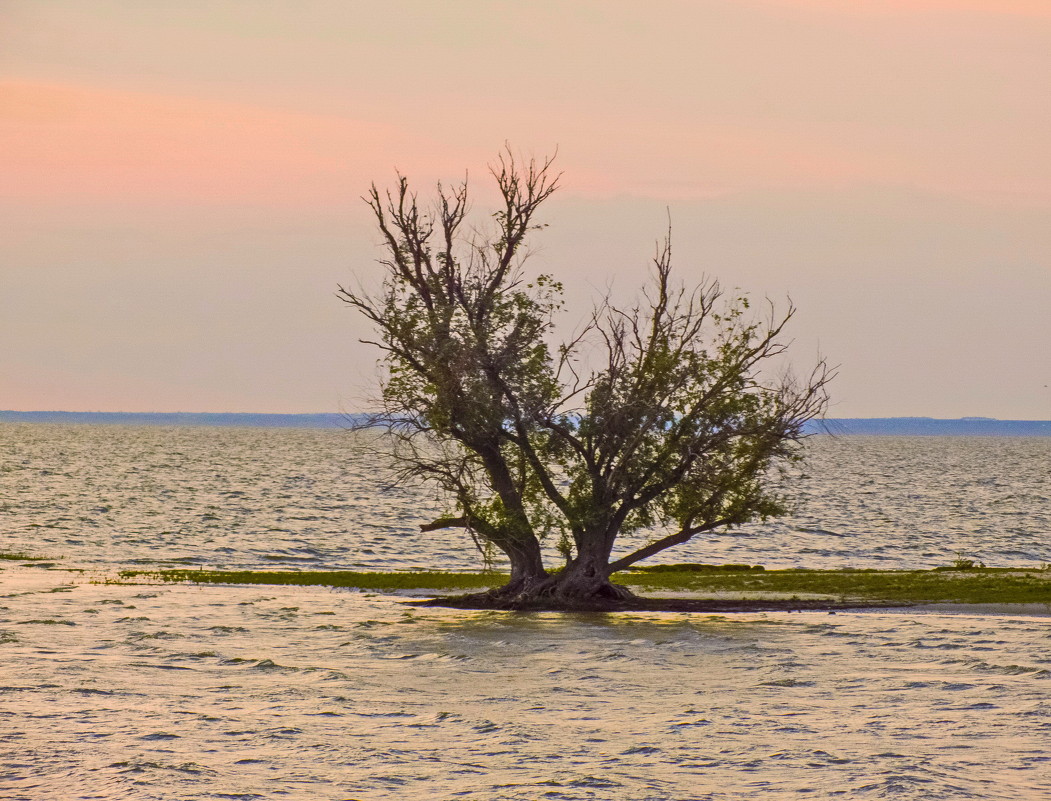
[339,151,830,608]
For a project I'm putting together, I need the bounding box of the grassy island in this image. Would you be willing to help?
[114,564,1051,610]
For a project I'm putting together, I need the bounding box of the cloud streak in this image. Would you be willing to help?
[764,0,1051,18]
[1,80,467,208]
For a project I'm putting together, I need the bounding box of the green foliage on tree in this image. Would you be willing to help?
[339,150,830,606]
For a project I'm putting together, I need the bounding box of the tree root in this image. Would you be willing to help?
[412,594,912,613]
[426,574,644,611]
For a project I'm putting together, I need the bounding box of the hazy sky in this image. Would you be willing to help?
[3,0,1049,418]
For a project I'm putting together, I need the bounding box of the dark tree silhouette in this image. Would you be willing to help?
[339,150,830,608]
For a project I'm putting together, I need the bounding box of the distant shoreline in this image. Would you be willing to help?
[0,411,356,428]
[1,410,1049,436]
[807,417,1051,436]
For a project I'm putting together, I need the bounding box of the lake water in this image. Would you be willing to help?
[2,424,1050,799]
[2,425,1050,572]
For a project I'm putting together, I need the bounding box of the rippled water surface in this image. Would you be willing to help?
[2,425,1049,570]
[3,569,1050,800]
[2,424,1050,799]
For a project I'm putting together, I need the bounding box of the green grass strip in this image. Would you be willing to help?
[0,551,55,561]
[616,568,1051,604]
[117,569,504,592]
[114,566,1051,604]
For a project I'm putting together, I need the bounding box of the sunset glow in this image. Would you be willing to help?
[2,1,1048,417]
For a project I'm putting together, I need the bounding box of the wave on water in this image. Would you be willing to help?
[1,424,1048,572]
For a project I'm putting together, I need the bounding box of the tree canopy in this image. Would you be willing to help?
[339,151,830,607]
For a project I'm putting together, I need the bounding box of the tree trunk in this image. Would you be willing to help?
[499,533,547,588]
[546,552,636,605]
[472,528,637,609]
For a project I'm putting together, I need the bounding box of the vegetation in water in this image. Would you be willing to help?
[116,569,501,592]
[0,551,55,562]
[941,551,987,570]
[114,565,1051,605]
[621,566,1051,604]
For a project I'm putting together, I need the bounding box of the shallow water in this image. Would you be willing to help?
[2,424,1050,798]
[2,425,1049,571]
[2,568,1049,800]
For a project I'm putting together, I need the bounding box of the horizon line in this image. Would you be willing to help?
[2,410,1049,424]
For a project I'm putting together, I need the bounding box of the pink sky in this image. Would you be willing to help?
[773,0,1051,17]
[2,1,1049,417]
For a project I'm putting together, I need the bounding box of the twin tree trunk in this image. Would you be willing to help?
[479,530,636,609]
[464,440,636,606]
